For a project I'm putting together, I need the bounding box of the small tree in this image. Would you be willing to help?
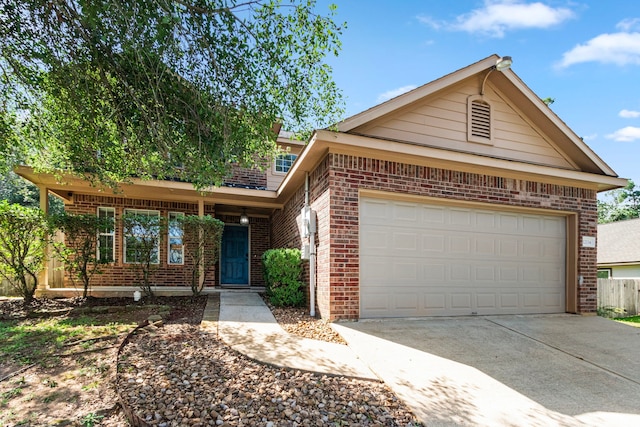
[0,201,48,303]
[262,248,305,307]
[49,212,113,298]
[121,212,166,297]
[181,215,224,295]
[598,180,640,223]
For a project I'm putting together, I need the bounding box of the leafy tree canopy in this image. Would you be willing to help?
[0,0,345,189]
[598,180,640,224]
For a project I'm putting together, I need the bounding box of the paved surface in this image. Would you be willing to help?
[208,293,640,426]
[333,315,640,426]
[211,292,377,380]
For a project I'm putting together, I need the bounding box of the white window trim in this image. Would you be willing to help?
[273,153,298,175]
[123,209,161,264]
[97,207,115,263]
[168,212,184,265]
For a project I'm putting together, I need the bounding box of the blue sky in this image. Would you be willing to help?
[318,0,640,189]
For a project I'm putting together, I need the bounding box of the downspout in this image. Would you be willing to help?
[305,173,316,317]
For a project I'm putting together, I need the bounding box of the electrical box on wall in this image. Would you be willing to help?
[300,206,317,238]
[301,244,310,260]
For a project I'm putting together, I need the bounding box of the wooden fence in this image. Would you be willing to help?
[597,279,640,317]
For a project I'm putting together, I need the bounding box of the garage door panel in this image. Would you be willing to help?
[360,197,566,318]
[477,293,497,308]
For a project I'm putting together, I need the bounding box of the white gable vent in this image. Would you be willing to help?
[467,96,493,145]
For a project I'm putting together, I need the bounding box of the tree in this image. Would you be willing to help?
[180,215,225,295]
[0,171,65,215]
[49,213,113,298]
[598,180,640,223]
[122,212,166,297]
[0,0,345,189]
[0,201,48,303]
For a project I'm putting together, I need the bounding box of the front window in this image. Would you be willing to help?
[168,212,184,265]
[97,207,115,262]
[123,209,160,264]
[275,154,297,173]
[597,269,612,279]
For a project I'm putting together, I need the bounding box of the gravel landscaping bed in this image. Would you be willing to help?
[118,323,421,426]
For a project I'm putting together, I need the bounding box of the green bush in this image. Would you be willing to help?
[0,201,48,303]
[262,248,305,307]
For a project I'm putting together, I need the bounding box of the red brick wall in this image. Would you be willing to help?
[278,153,599,320]
[271,157,330,316]
[64,195,216,289]
[224,165,267,189]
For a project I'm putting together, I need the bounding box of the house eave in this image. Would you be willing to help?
[281,130,627,194]
[14,166,283,210]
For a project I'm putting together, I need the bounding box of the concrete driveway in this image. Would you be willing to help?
[332,314,640,426]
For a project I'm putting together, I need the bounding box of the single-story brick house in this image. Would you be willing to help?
[597,218,640,278]
[18,55,627,320]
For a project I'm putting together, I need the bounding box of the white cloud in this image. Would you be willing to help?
[558,32,640,67]
[581,133,598,141]
[620,109,640,118]
[377,85,417,103]
[450,0,575,38]
[416,15,444,31]
[617,18,640,32]
[606,126,640,142]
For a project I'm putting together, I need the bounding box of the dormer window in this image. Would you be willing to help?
[467,95,493,145]
[274,153,297,174]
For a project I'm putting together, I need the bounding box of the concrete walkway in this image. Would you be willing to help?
[206,292,376,380]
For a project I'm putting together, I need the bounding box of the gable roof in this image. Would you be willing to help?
[598,218,640,265]
[337,54,617,178]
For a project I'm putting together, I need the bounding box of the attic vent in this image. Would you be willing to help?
[467,96,493,145]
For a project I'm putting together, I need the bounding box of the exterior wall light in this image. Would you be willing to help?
[495,56,512,71]
[481,55,513,95]
[240,209,249,225]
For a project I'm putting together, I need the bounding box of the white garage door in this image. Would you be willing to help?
[360,197,566,318]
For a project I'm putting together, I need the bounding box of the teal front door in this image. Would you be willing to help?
[220,225,249,285]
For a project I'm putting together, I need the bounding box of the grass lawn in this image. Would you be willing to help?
[0,316,135,365]
[614,315,640,328]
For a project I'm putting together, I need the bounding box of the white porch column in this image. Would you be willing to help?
[39,186,50,291]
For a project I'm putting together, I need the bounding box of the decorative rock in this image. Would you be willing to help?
[117,324,421,427]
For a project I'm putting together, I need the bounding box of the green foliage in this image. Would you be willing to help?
[81,412,104,427]
[0,172,64,215]
[598,180,640,223]
[1,0,345,190]
[121,212,166,297]
[262,248,305,307]
[0,201,48,303]
[48,213,113,298]
[180,215,224,295]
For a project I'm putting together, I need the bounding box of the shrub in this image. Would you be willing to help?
[121,212,166,297]
[262,248,305,307]
[49,212,113,298]
[180,215,224,295]
[0,201,48,303]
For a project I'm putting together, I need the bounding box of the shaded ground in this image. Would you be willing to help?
[1,295,421,426]
[0,295,206,426]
